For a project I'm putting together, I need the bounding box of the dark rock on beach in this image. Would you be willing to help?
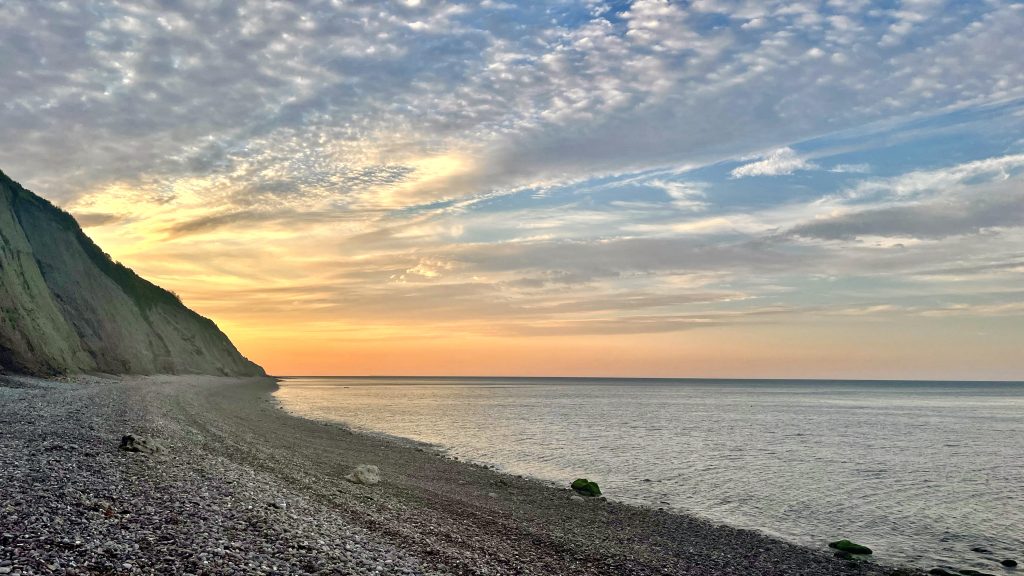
[830,540,874,555]
[119,434,162,454]
[1001,559,1018,567]
[571,478,602,497]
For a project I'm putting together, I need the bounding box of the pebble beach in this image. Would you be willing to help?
[0,374,923,575]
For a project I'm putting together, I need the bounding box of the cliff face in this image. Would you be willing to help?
[0,169,264,377]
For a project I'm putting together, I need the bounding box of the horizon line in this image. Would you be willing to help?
[269,374,1024,384]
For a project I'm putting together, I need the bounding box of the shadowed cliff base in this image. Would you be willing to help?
[0,169,262,377]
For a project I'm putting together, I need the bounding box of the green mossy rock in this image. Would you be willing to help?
[570,478,602,497]
[828,540,872,555]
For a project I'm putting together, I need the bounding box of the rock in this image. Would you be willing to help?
[570,478,602,497]
[41,440,78,452]
[344,464,381,486]
[1001,559,1018,567]
[119,434,162,454]
[971,547,993,554]
[828,540,872,555]
[0,567,11,574]
[928,569,956,576]
[834,551,854,560]
[959,570,996,576]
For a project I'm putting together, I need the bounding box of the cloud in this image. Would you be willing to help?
[163,209,339,237]
[1,0,1023,369]
[72,212,125,228]
[839,154,1024,202]
[3,0,1023,209]
[790,184,1024,240]
[730,147,817,178]
[646,180,708,211]
[828,163,871,174]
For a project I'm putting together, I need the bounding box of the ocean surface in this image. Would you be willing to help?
[274,377,1024,571]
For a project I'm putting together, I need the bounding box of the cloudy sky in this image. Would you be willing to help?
[2,0,1023,379]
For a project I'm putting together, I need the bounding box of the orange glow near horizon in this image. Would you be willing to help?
[53,151,1024,383]
[62,172,1024,382]
[5,0,1024,382]
[215,313,1024,381]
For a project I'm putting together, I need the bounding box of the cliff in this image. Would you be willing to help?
[0,169,264,377]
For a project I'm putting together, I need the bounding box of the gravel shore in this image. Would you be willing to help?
[0,375,922,575]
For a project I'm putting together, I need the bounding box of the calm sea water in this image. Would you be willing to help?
[274,377,1024,571]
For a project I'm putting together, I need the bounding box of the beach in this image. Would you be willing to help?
[0,375,919,576]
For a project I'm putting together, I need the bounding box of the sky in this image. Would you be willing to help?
[1,0,1023,380]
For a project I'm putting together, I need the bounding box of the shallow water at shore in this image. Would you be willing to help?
[275,377,1024,571]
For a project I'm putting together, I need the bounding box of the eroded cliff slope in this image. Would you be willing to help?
[0,169,264,377]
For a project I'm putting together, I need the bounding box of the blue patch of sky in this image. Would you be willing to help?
[438,97,1024,246]
[541,1,606,29]
[598,0,634,24]
[688,11,734,32]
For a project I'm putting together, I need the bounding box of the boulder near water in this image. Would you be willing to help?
[570,478,602,497]
[827,540,872,555]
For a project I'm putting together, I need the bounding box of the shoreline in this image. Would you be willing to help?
[1,374,922,575]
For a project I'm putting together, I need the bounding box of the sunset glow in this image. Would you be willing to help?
[3,1,1023,379]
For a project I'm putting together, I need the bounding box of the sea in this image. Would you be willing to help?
[274,377,1024,572]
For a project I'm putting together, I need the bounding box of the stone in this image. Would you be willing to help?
[345,464,381,486]
[927,569,955,576]
[1001,559,1018,567]
[119,434,163,454]
[570,478,602,497]
[834,551,854,560]
[971,547,992,554]
[959,570,995,576]
[827,540,872,555]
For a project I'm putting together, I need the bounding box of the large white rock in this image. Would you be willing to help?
[345,464,381,485]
